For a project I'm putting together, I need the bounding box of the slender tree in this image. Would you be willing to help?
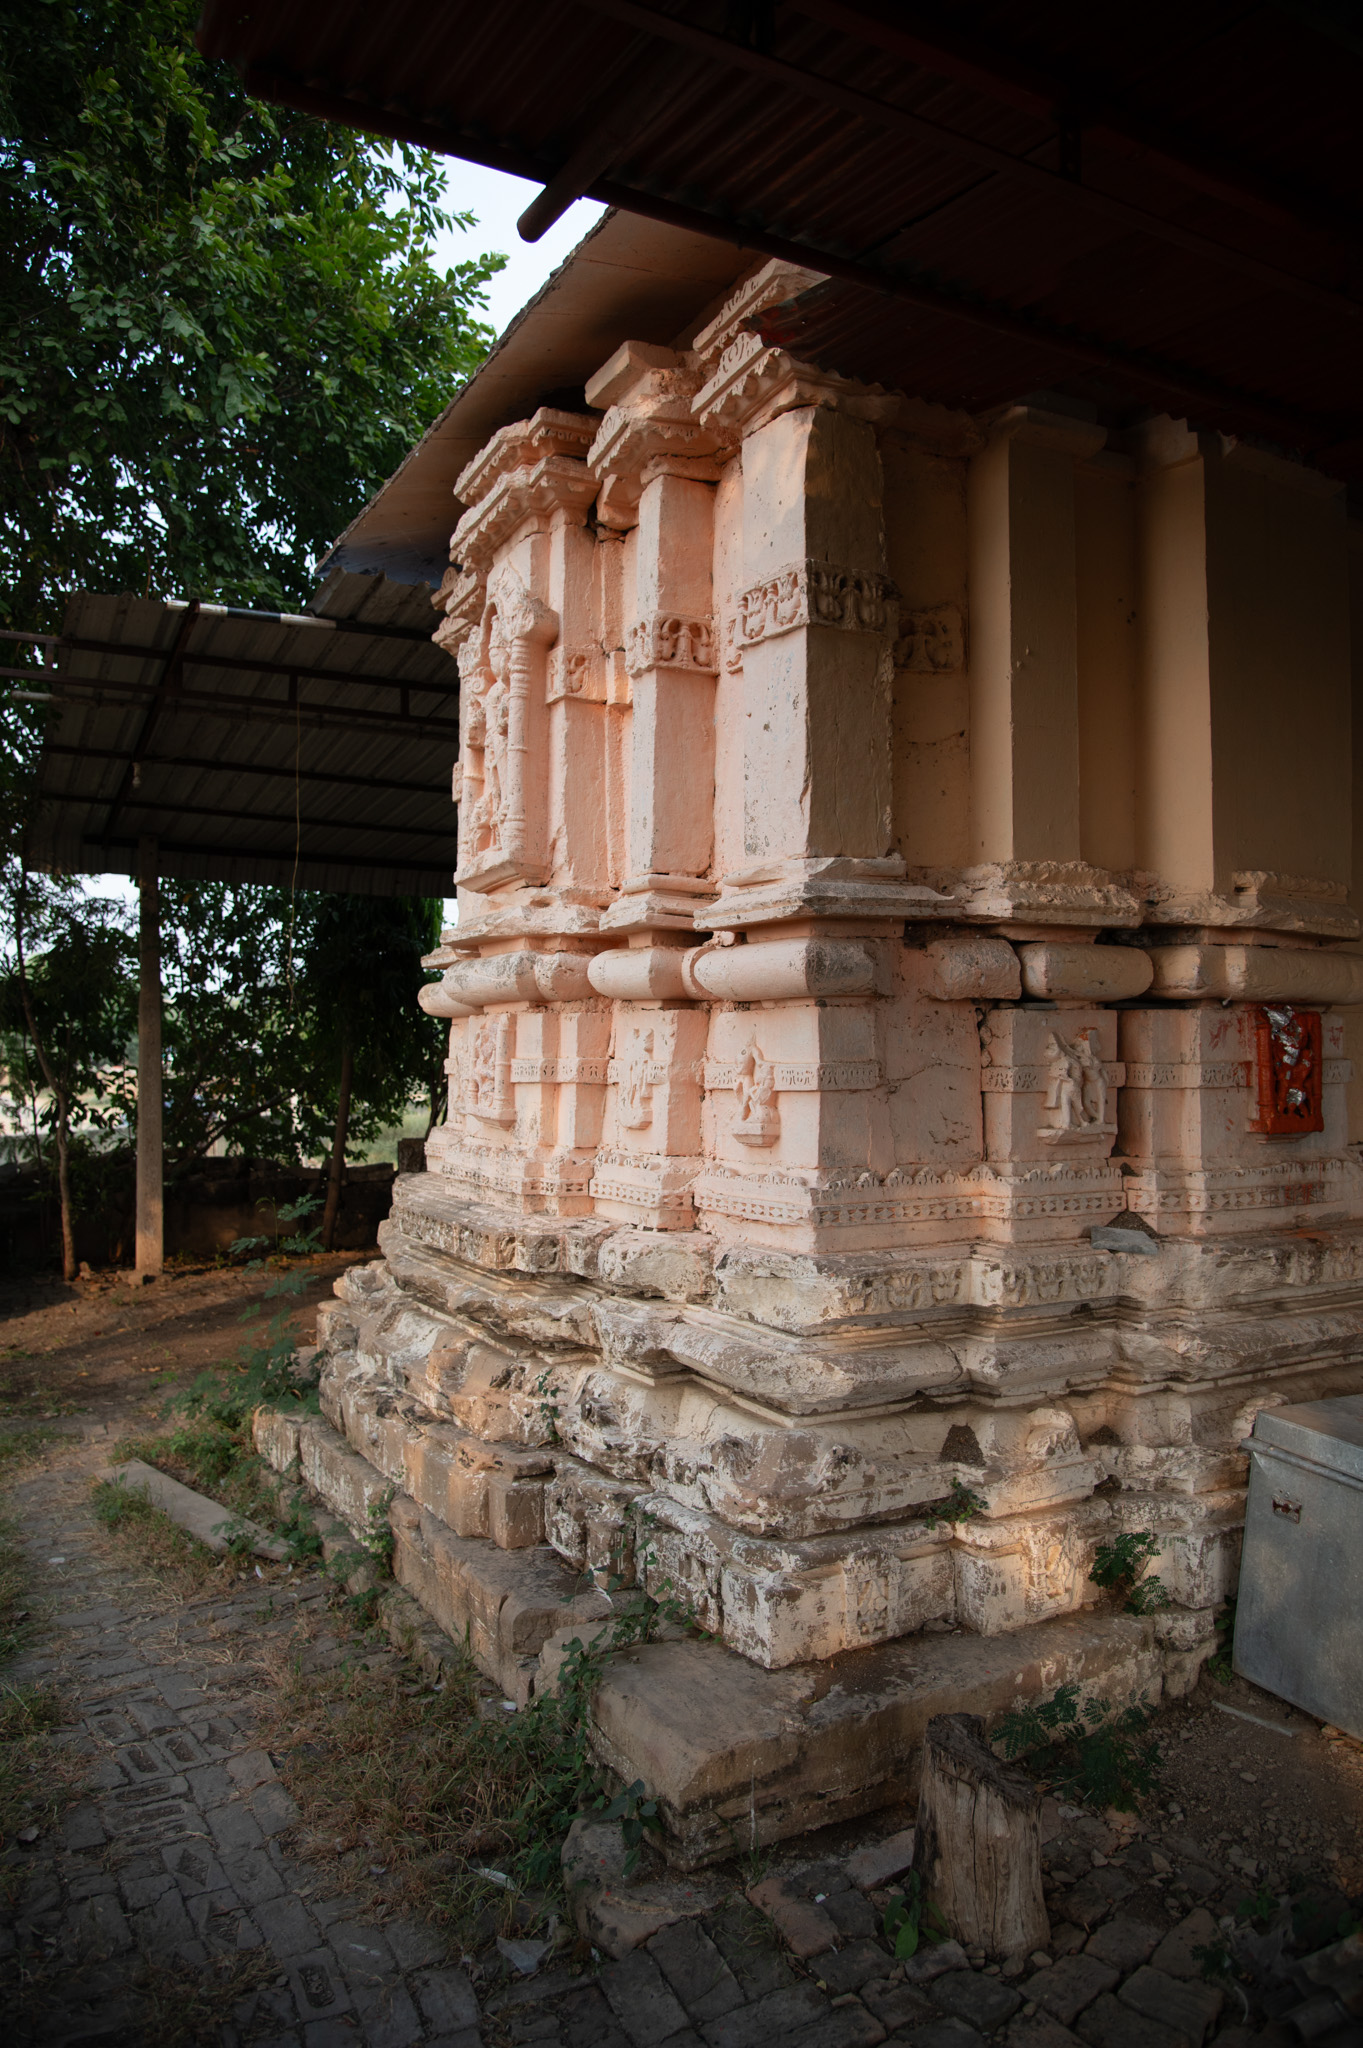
[0,863,135,1275]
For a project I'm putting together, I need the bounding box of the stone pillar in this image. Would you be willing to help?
[736,403,894,865]
[966,406,1106,872]
[1135,420,1353,932]
[625,470,717,885]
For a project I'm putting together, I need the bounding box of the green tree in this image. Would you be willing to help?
[298,893,444,1247]
[0,0,503,841]
[156,883,443,1190]
[0,0,500,626]
[0,860,136,1277]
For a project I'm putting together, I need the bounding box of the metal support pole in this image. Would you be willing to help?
[135,836,163,1277]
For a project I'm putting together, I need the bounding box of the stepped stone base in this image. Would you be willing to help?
[256,1407,1162,1867]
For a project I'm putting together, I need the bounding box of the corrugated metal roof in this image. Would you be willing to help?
[196,0,1363,486]
[20,571,458,897]
[325,209,750,585]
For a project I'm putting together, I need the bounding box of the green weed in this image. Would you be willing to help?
[1090,1530,1170,1614]
[922,1480,989,1530]
[994,1681,1161,1812]
[882,1870,949,1959]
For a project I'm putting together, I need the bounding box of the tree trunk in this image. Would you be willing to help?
[914,1712,1049,1961]
[321,1037,354,1251]
[54,1089,76,1283]
[13,879,75,1282]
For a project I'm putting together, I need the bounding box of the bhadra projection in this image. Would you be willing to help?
[261,257,1363,1855]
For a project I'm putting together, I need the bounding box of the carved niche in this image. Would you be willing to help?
[1250,1005,1324,1135]
[453,563,559,891]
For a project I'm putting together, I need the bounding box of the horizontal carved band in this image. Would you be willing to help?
[1123,1062,1251,1089]
[736,560,896,649]
[625,612,717,676]
[589,1177,695,1211]
[510,1058,610,1084]
[894,605,965,673]
[704,1058,882,1092]
[981,1063,1124,1092]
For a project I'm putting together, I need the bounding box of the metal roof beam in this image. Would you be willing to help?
[41,741,450,797]
[99,600,201,850]
[72,792,453,843]
[90,833,451,882]
[37,679,460,743]
[229,61,1360,453]
[60,634,456,700]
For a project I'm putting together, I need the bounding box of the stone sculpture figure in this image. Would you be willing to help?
[617,1028,655,1129]
[1046,1028,1107,1132]
[733,1043,780,1146]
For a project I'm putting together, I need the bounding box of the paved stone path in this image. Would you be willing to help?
[4,1430,1359,2047]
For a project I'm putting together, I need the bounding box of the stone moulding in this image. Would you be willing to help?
[302,1198,1363,1685]
[736,559,897,647]
[894,603,966,673]
[702,1057,883,1092]
[624,611,717,675]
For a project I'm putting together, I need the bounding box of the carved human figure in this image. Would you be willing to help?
[475,653,510,853]
[618,1028,655,1129]
[1046,1029,1107,1131]
[468,1019,497,1113]
[734,1042,780,1146]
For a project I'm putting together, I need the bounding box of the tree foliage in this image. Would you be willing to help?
[0,0,501,630]
[0,0,502,852]
[158,883,443,1167]
[1,870,446,1268]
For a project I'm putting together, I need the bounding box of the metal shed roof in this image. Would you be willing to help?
[324,208,750,586]
[19,570,458,897]
[196,0,1363,490]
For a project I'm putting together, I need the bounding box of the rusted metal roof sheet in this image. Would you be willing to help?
[20,572,458,897]
[196,0,1363,486]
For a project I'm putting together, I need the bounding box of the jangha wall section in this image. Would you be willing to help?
[313,259,1363,1688]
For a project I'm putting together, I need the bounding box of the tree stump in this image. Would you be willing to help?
[914,1712,1049,1959]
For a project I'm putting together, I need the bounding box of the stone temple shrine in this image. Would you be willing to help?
[253,243,1363,1861]
[202,0,1363,1862]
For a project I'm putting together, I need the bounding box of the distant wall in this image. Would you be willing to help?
[0,1157,396,1274]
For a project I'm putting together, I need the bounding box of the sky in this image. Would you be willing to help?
[84,166,606,926]
[431,163,606,341]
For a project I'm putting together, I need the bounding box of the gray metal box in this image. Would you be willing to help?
[1234,1394,1363,1735]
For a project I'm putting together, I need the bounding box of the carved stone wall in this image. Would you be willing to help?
[326,257,1363,1687]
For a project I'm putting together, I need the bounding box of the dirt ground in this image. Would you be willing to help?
[0,1253,367,1425]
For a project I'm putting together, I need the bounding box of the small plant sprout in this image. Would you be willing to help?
[922,1480,989,1532]
[1089,1530,1171,1614]
[993,1682,1161,1812]
[882,1870,949,1960]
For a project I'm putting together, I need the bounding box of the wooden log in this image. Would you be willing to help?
[914,1711,1049,1959]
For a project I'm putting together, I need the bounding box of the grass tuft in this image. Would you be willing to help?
[90,1478,224,1596]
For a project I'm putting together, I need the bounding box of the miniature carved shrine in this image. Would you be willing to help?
[268,258,1363,1857]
